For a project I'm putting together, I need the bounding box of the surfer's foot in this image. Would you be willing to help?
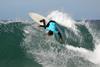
[59,38,64,44]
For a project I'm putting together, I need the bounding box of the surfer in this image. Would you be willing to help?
[39,19,63,43]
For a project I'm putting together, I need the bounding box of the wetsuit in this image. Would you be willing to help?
[40,20,62,39]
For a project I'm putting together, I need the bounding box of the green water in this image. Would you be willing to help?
[0,21,99,67]
[0,22,42,67]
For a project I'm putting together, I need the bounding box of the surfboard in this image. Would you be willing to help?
[29,12,66,43]
[29,12,49,25]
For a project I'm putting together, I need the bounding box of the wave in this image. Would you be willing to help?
[23,11,100,67]
[0,11,100,67]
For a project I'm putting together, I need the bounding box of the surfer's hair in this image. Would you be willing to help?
[48,30,53,36]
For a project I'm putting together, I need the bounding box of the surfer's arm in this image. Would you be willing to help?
[46,20,55,27]
[39,25,45,27]
[39,24,46,29]
[46,22,50,27]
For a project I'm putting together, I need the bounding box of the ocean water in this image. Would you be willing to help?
[0,11,100,67]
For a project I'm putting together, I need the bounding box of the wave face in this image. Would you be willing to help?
[0,11,100,67]
[47,11,94,50]
[0,22,42,67]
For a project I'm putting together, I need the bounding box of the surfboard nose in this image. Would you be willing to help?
[28,12,49,25]
[29,12,34,17]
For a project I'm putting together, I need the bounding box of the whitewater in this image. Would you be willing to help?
[22,10,100,67]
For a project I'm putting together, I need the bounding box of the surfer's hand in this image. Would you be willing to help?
[40,19,45,23]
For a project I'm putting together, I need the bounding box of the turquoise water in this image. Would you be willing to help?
[0,21,100,67]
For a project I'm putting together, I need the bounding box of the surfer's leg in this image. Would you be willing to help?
[58,32,62,39]
[58,32,64,43]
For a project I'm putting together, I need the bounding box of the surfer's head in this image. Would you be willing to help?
[47,30,53,36]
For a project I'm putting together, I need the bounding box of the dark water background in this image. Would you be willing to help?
[0,22,42,67]
[0,20,100,67]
